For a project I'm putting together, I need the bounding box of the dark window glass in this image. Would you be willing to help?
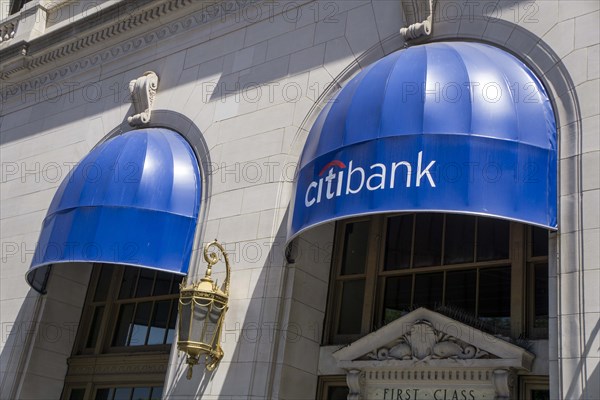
[69,388,86,400]
[328,385,350,400]
[95,388,113,400]
[94,265,114,301]
[119,268,138,299]
[479,267,511,331]
[531,227,549,257]
[384,215,413,270]
[166,300,178,344]
[337,280,365,335]
[445,269,477,313]
[413,214,443,267]
[476,218,509,261]
[531,389,550,400]
[534,263,549,329]
[129,302,152,346]
[413,272,443,308]
[153,272,172,296]
[136,270,155,298]
[112,304,135,346]
[340,222,370,275]
[150,387,163,400]
[86,306,105,348]
[382,276,412,324]
[131,387,151,400]
[444,214,475,264]
[147,301,170,345]
[113,388,132,400]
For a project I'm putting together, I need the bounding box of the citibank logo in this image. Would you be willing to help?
[304,151,436,208]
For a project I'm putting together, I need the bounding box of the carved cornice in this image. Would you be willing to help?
[0,0,264,102]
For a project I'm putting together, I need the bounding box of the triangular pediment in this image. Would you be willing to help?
[333,308,534,371]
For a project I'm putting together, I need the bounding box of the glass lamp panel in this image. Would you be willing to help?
[178,300,192,343]
[192,300,210,343]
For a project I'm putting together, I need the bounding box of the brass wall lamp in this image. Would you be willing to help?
[177,240,230,378]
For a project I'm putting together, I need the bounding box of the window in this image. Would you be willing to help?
[79,264,179,353]
[9,0,33,15]
[62,265,181,400]
[325,213,549,344]
[520,376,550,400]
[317,376,349,400]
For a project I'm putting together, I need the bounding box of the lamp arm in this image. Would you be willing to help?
[203,240,231,296]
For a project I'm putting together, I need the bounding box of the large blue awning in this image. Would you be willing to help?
[288,42,557,240]
[27,128,201,293]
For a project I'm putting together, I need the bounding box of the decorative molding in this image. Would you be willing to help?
[492,369,516,399]
[333,308,535,371]
[0,20,18,43]
[0,0,265,102]
[346,369,363,400]
[399,0,434,41]
[365,320,491,361]
[128,71,159,126]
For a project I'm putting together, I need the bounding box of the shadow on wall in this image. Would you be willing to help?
[0,292,44,399]
[164,210,297,398]
[564,318,600,399]
[0,263,92,400]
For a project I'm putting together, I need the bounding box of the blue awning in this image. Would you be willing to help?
[27,128,201,293]
[288,42,557,240]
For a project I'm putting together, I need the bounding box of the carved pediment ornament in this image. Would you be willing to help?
[364,319,491,361]
[128,71,159,126]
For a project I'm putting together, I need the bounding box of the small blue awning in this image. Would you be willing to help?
[288,42,557,240]
[27,128,201,293]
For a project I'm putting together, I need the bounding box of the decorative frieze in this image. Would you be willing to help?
[0,0,265,101]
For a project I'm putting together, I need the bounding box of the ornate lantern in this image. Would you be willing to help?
[177,240,230,378]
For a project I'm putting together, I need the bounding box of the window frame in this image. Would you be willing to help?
[519,376,550,400]
[324,213,549,345]
[316,376,349,400]
[62,264,181,400]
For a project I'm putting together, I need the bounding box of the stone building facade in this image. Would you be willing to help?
[0,0,598,399]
